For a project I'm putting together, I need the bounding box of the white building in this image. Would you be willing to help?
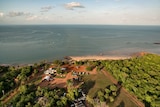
[44,68,56,74]
[43,75,53,81]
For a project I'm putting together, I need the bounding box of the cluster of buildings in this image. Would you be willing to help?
[70,89,86,107]
[42,67,66,81]
[72,71,89,76]
[41,66,88,107]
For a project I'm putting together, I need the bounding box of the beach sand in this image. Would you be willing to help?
[70,55,130,61]
[69,52,152,61]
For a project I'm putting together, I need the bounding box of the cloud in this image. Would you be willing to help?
[41,6,53,12]
[26,15,38,21]
[0,12,4,17]
[26,15,51,21]
[8,11,32,17]
[65,2,84,10]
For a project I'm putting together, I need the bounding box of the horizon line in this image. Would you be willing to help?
[0,24,160,26]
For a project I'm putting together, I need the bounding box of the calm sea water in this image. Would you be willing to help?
[0,25,160,64]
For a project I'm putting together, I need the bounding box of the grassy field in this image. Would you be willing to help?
[81,71,112,98]
[110,91,139,107]
[81,70,139,107]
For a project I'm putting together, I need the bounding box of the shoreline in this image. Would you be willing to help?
[1,52,159,66]
[69,51,160,61]
[0,55,130,66]
[70,55,131,61]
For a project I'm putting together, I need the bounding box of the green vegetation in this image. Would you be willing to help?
[96,84,118,103]
[0,60,82,107]
[67,79,74,87]
[6,84,79,107]
[85,61,97,71]
[53,60,63,66]
[81,68,137,107]
[1,53,160,107]
[0,66,9,73]
[81,71,112,98]
[104,54,160,107]
[0,62,47,102]
[76,54,160,107]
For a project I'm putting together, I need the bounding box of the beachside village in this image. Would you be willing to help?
[39,61,91,107]
[1,53,160,107]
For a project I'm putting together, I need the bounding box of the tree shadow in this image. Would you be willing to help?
[143,100,151,107]
[117,101,125,107]
[116,81,123,97]
[80,80,95,94]
[105,82,122,97]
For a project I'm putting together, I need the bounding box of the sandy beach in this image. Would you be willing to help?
[70,55,131,61]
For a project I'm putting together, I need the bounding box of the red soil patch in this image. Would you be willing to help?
[39,65,95,89]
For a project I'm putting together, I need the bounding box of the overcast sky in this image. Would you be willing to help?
[0,0,160,25]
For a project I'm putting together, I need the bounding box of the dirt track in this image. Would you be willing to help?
[102,70,145,107]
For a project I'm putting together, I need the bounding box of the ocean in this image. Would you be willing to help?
[0,25,160,64]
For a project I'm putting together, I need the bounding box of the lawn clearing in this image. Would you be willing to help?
[110,91,139,107]
[81,71,113,98]
[81,70,141,107]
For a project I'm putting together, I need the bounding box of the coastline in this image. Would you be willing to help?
[70,55,131,61]
[69,51,159,61]
[0,55,130,66]
[1,52,159,66]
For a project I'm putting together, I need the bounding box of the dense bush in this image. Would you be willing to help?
[104,54,160,107]
[0,62,46,98]
[6,85,79,107]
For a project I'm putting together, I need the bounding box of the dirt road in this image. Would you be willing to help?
[102,70,145,107]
